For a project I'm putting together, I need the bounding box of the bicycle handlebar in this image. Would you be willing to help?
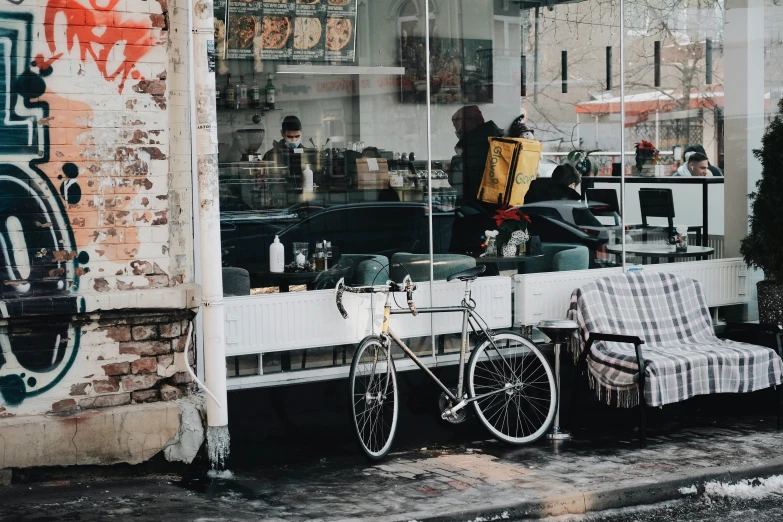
[334,277,418,320]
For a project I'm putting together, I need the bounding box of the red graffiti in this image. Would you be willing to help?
[36,0,156,93]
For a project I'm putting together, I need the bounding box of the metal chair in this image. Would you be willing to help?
[629,188,702,244]
[586,188,621,226]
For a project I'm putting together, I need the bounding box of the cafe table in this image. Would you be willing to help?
[255,265,353,292]
[474,254,546,275]
[580,176,724,247]
[605,243,714,264]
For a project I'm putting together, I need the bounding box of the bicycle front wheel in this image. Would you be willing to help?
[468,331,556,444]
[349,336,399,460]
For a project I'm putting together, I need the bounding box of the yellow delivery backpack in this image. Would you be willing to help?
[477,137,542,206]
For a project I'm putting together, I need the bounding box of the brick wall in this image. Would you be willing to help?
[0,0,199,416]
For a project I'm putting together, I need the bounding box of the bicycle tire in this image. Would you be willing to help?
[349,336,399,460]
[468,331,556,444]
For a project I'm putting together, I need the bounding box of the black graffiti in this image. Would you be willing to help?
[0,11,83,407]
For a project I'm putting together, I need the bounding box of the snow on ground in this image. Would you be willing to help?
[702,474,783,501]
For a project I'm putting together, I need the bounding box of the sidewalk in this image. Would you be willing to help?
[218,416,783,521]
[5,414,783,521]
[3,374,783,521]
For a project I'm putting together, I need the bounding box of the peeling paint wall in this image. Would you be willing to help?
[0,0,197,416]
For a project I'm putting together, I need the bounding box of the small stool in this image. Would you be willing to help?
[537,319,579,440]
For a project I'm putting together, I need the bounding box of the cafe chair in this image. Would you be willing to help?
[390,253,476,283]
[338,254,390,286]
[586,188,621,226]
[628,188,702,244]
[517,243,589,275]
[222,267,250,296]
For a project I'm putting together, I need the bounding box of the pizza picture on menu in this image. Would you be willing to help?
[262,16,292,49]
[296,0,319,3]
[294,17,322,50]
[325,17,352,51]
[328,0,350,5]
[228,15,257,49]
[264,0,287,2]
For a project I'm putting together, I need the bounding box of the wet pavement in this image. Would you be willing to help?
[3,363,783,521]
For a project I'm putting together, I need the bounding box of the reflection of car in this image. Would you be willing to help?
[537,157,559,178]
[220,202,455,286]
[522,200,616,251]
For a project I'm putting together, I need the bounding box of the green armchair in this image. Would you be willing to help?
[390,253,476,283]
[338,254,390,286]
[518,243,589,274]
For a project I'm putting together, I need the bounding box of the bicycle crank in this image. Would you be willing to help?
[439,389,468,424]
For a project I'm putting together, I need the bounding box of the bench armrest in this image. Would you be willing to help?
[579,333,647,384]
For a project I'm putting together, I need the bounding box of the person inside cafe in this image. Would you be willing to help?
[451,105,503,210]
[263,115,306,178]
[682,145,723,177]
[524,164,582,203]
[674,151,710,177]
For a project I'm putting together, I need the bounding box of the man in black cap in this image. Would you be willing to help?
[263,115,306,178]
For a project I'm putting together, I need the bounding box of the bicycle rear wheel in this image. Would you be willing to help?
[349,336,399,460]
[468,331,556,444]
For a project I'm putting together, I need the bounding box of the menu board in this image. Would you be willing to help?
[293,0,326,61]
[259,0,294,60]
[224,0,262,60]
[325,0,356,63]
[214,0,356,62]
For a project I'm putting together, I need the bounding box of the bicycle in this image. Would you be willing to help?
[335,264,557,460]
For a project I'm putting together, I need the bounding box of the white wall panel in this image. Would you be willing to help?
[224,276,511,356]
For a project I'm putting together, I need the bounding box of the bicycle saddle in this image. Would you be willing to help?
[446,265,486,282]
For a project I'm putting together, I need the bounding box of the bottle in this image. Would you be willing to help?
[250,74,261,109]
[303,164,313,192]
[215,80,221,109]
[325,240,333,270]
[238,75,248,109]
[269,235,284,273]
[265,74,275,109]
[225,74,235,110]
[314,241,325,271]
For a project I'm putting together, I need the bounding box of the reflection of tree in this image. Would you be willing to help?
[522,0,725,151]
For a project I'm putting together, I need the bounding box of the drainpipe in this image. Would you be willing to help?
[187,0,230,463]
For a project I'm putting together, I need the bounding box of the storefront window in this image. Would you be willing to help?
[219,0,774,380]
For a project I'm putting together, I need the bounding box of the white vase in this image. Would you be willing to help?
[502,243,517,257]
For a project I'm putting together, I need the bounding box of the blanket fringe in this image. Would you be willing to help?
[587,371,640,408]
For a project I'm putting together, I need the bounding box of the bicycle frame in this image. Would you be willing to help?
[380,280,515,413]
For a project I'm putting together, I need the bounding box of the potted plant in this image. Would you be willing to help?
[634,140,658,176]
[491,206,531,257]
[740,99,783,325]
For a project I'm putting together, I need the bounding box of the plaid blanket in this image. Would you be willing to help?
[567,272,783,408]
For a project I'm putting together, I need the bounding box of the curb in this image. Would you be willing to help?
[374,457,783,522]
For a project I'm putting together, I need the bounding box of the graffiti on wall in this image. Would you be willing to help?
[36,0,158,94]
[0,1,166,409]
[0,11,82,406]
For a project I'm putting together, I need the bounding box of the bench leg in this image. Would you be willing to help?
[568,365,583,429]
[639,391,647,448]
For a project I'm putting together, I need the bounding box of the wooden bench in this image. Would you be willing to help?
[566,271,783,447]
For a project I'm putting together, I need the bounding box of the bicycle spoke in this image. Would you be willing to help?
[351,339,398,459]
[470,334,556,444]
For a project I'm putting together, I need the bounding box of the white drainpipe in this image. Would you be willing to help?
[187,0,229,438]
